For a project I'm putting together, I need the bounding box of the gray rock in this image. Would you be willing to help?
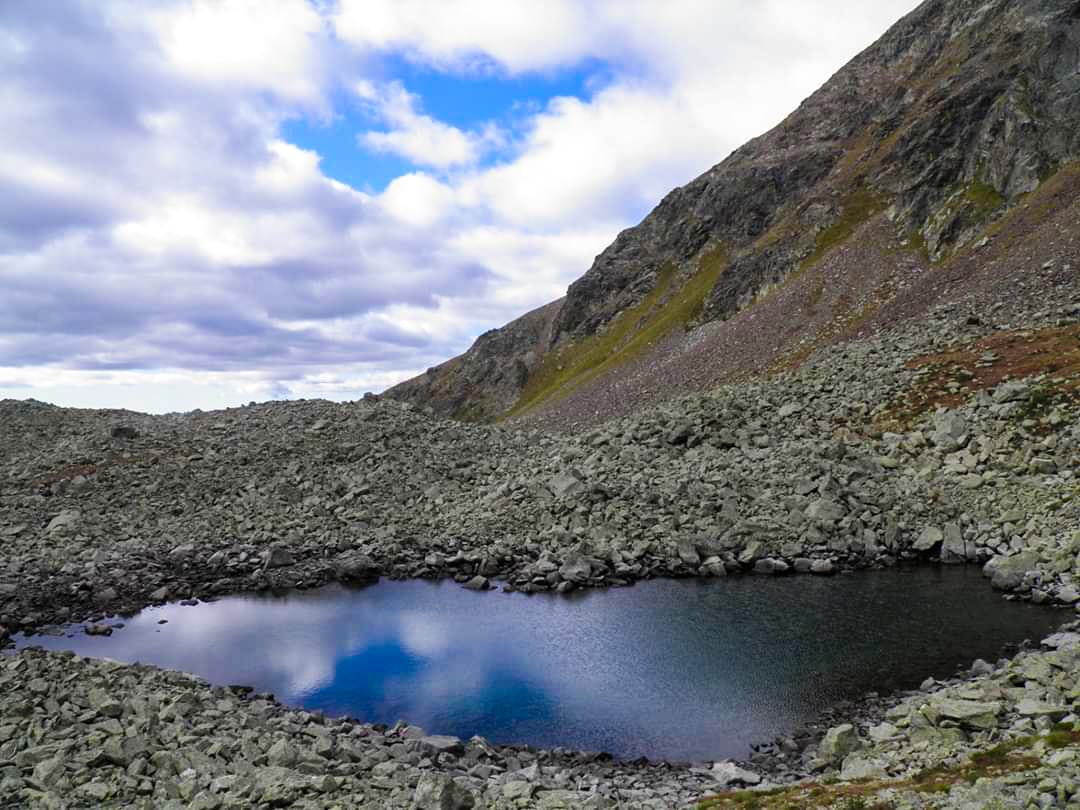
[840,754,888,781]
[502,781,536,800]
[711,761,761,787]
[818,724,861,765]
[810,559,835,575]
[46,509,80,535]
[547,471,585,499]
[31,756,65,788]
[462,575,489,591]
[558,553,592,583]
[332,552,379,583]
[675,538,701,566]
[914,526,944,552]
[420,735,464,755]
[940,522,966,563]
[1016,699,1067,718]
[412,773,475,809]
[931,697,1002,729]
[984,552,1039,591]
[267,739,298,767]
[753,558,789,574]
[806,498,846,522]
[262,546,296,570]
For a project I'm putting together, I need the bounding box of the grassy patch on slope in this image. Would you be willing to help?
[800,189,887,271]
[505,247,726,419]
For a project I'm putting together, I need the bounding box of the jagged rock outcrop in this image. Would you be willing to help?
[387,300,562,421]
[389,0,1080,423]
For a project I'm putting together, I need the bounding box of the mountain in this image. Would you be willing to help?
[388,0,1080,427]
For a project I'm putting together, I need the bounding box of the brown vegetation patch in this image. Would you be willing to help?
[880,323,1080,427]
[696,732,1062,810]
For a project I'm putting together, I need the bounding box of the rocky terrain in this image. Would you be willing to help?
[5,0,1080,807]
[3,290,1080,807]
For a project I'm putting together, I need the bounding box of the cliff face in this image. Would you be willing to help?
[388,0,1080,422]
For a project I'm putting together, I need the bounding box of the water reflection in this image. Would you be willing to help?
[18,567,1063,761]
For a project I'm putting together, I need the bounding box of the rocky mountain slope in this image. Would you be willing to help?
[388,0,1080,425]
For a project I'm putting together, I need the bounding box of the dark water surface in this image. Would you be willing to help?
[17,567,1063,761]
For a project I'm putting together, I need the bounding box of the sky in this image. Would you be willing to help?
[0,0,922,413]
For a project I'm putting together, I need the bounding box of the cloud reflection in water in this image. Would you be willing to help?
[19,570,1063,761]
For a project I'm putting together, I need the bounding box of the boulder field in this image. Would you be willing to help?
[3,303,1080,807]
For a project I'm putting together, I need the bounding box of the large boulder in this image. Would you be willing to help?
[710,761,761,787]
[983,552,1039,591]
[914,526,944,552]
[930,697,1002,730]
[840,753,888,781]
[940,522,967,563]
[818,724,861,765]
[412,773,475,810]
[262,545,296,570]
[930,412,968,451]
[559,553,592,583]
[332,552,380,583]
[675,538,701,566]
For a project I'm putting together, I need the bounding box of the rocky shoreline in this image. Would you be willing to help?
[3,309,1080,807]
[4,608,1079,808]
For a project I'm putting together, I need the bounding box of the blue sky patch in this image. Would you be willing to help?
[283,57,610,192]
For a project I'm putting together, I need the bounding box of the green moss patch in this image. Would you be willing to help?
[800,189,886,272]
[505,246,726,419]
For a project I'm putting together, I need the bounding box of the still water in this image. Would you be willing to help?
[17,567,1063,761]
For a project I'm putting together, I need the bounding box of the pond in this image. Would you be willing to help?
[15,566,1063,762]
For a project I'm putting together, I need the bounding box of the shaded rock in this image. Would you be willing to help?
[462,575,489,590]
[262,546,296,570]
[420,735,464,755]
[914,526,944,552]
[332,552,379,583]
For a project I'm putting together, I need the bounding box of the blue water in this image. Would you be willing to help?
[16,567,1063,761]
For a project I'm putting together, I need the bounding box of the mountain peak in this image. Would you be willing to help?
[389,0,1080,426]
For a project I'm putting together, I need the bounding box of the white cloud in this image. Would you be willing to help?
[0,0,922,413]
[334,0,592,74]
[356,81,497,169]
[379,172,456,228]
[149,0,327,103]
